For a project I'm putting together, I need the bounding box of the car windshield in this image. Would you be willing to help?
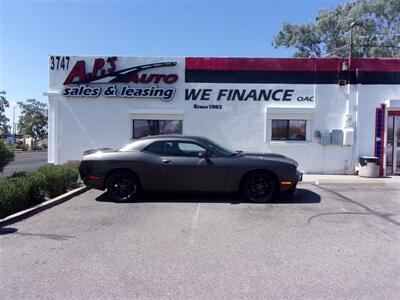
[200,138,236,157]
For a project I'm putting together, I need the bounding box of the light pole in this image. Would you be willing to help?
[11,104,18,144]
[348,21,363,84]
[349,21,362,60]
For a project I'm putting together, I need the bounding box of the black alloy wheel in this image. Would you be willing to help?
[106,171,138,202]
[244,172,277,203]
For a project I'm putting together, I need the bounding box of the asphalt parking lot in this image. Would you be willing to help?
[1,151,48,177]
[1,180,400,299]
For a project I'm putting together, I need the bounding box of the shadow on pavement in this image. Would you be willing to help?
[310,183,400,227]
[0,227,75,240]
[0,227,18,235]
[95,188,321,205]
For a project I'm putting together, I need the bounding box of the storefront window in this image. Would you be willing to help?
[271,119,306,141]
[133,120,182,139]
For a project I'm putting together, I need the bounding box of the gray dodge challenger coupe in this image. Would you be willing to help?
[79,135,302,202]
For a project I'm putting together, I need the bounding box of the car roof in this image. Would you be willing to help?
[138,135,207,142]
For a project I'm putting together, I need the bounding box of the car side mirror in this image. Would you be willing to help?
[198,151,209,159]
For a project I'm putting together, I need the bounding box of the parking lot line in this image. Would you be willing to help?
[188,203,201,245]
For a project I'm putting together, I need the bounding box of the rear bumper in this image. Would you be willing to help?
[79,161,106,190]
[82,178,106,190]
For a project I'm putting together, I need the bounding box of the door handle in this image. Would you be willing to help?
[162,159,171,164]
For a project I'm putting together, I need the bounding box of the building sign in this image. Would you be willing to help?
[184,88,314,110]
[184,88,314,102]
[53,56,315,107]
[61,57,178,101]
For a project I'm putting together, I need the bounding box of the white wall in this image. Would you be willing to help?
[49,55,400,174]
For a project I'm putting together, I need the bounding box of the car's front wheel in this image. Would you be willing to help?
[106,170,139,202]
[243,171,277,203]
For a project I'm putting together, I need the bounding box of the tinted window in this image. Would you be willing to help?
[173,142,207,157]
[144,141,167,155]
[133,120,182,139]
[199,138,235,156]
[145,141,207,157]
[272,120,306,141]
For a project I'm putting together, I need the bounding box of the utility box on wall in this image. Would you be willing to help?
[343,128,354,146]
[321,133,332,145]
[331,129,344,145]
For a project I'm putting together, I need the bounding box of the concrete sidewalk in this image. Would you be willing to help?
[302,173,400,185]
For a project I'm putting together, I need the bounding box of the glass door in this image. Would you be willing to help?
[386,115,400,175]
[395,116,400,174]
[386,116,394,174]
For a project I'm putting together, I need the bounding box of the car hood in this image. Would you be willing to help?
[240,152,298,167]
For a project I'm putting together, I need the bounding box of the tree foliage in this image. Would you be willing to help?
[0,91,10,135]
[272,0,400,57]
[17,99,48,144]
[0,141,14,173]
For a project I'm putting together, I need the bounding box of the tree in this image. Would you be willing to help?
[0,141,14,173]
[0,91,10,135]
[272,0,400,57]
[17,99,48,145]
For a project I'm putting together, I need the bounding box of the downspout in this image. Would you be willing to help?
[344,60,357,174]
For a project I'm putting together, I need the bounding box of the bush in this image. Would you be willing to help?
[41,143,48,150]
[31,145,43,151]
[16,144,29,151]
[10,171,28,178]
[0,177,31,218]
[0,172,47,219]
[64,160,81,169]
[0,141,14,173]
[37,164,80,198]
[0,163,80,219]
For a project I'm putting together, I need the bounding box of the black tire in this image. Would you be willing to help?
[243,171,277,203]
[106,170,139,202]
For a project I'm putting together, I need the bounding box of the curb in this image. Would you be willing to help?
[0,186,91,227]
[299,178,397,185]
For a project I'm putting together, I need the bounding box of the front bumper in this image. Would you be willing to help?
[298,170,303,182]
[279,169,302,194]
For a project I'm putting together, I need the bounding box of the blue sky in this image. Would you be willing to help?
[0,0,344,121]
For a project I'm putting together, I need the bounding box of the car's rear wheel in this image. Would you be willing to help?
[106,170,138,202]
[243,171,277,203]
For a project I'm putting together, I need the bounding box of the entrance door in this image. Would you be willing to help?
[386,115,400,174]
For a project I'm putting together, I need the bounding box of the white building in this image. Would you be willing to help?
[47,55,400,175]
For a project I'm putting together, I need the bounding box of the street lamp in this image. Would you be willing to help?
[349,21,362,59]
[10,104,18,144]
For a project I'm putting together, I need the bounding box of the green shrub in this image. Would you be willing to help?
[24,171,47,203]
[16,144,29,151]
[37,164,79,198]
[0,163,80,219]
[0,141,14,173]
[31,145,43,151]
[64,160,81,169]
[0,172,46,219]
[10,171,28,178]
[41,143,48,150]
[0,177,31,218]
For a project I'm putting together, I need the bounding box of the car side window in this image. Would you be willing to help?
[144,141,166,155]
[145,141,209,157]
[164,142,207,157]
